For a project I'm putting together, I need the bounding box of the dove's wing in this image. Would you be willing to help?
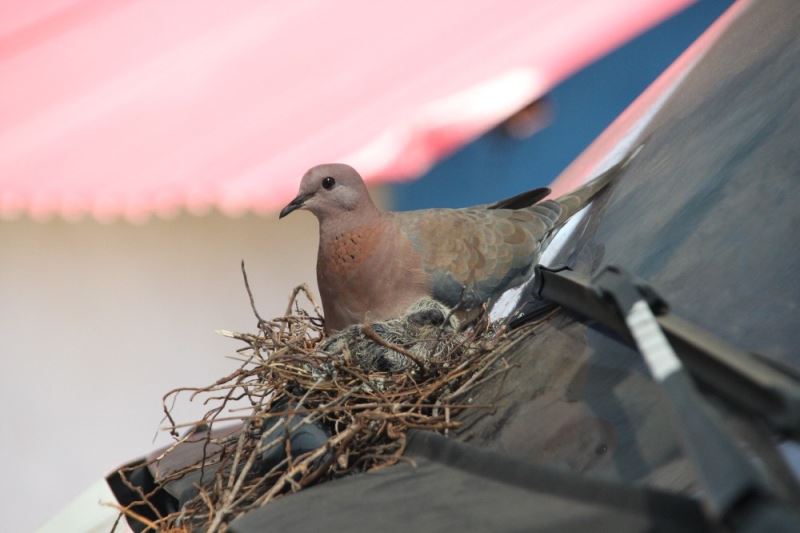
[395,169,616,309]
[395,206,555,308]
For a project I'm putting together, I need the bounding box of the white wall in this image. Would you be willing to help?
[0,211,320,531]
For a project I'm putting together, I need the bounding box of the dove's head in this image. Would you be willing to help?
[279,163,378,222]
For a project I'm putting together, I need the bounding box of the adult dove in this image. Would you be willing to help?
[279,162,621,332]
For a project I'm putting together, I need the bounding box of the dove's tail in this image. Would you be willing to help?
[552,169,612,224]
[549,144,642,226]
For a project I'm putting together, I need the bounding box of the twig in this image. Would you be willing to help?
[254,422,363,508]
[241,260,267,326]
[100,502,159,532]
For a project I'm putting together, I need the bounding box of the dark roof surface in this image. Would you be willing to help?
[230,432,708,533]
[589,0,800,370]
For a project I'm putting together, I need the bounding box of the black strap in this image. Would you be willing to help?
[405,430,707,530]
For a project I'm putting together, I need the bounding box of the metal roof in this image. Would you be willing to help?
[0,0,689,222]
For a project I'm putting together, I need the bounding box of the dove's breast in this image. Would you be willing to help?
[316,216,430,332]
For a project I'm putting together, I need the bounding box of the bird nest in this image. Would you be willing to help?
[110,266,528,532]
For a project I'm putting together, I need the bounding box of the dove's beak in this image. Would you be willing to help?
[279,192,314,219]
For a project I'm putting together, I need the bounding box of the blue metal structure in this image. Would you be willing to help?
[390,1,732,210]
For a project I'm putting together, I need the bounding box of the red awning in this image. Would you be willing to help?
[0,0,690,222]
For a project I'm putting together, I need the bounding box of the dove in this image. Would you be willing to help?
[279,161,623,332]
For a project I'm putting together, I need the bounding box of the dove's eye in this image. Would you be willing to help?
[322,176,335,190]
